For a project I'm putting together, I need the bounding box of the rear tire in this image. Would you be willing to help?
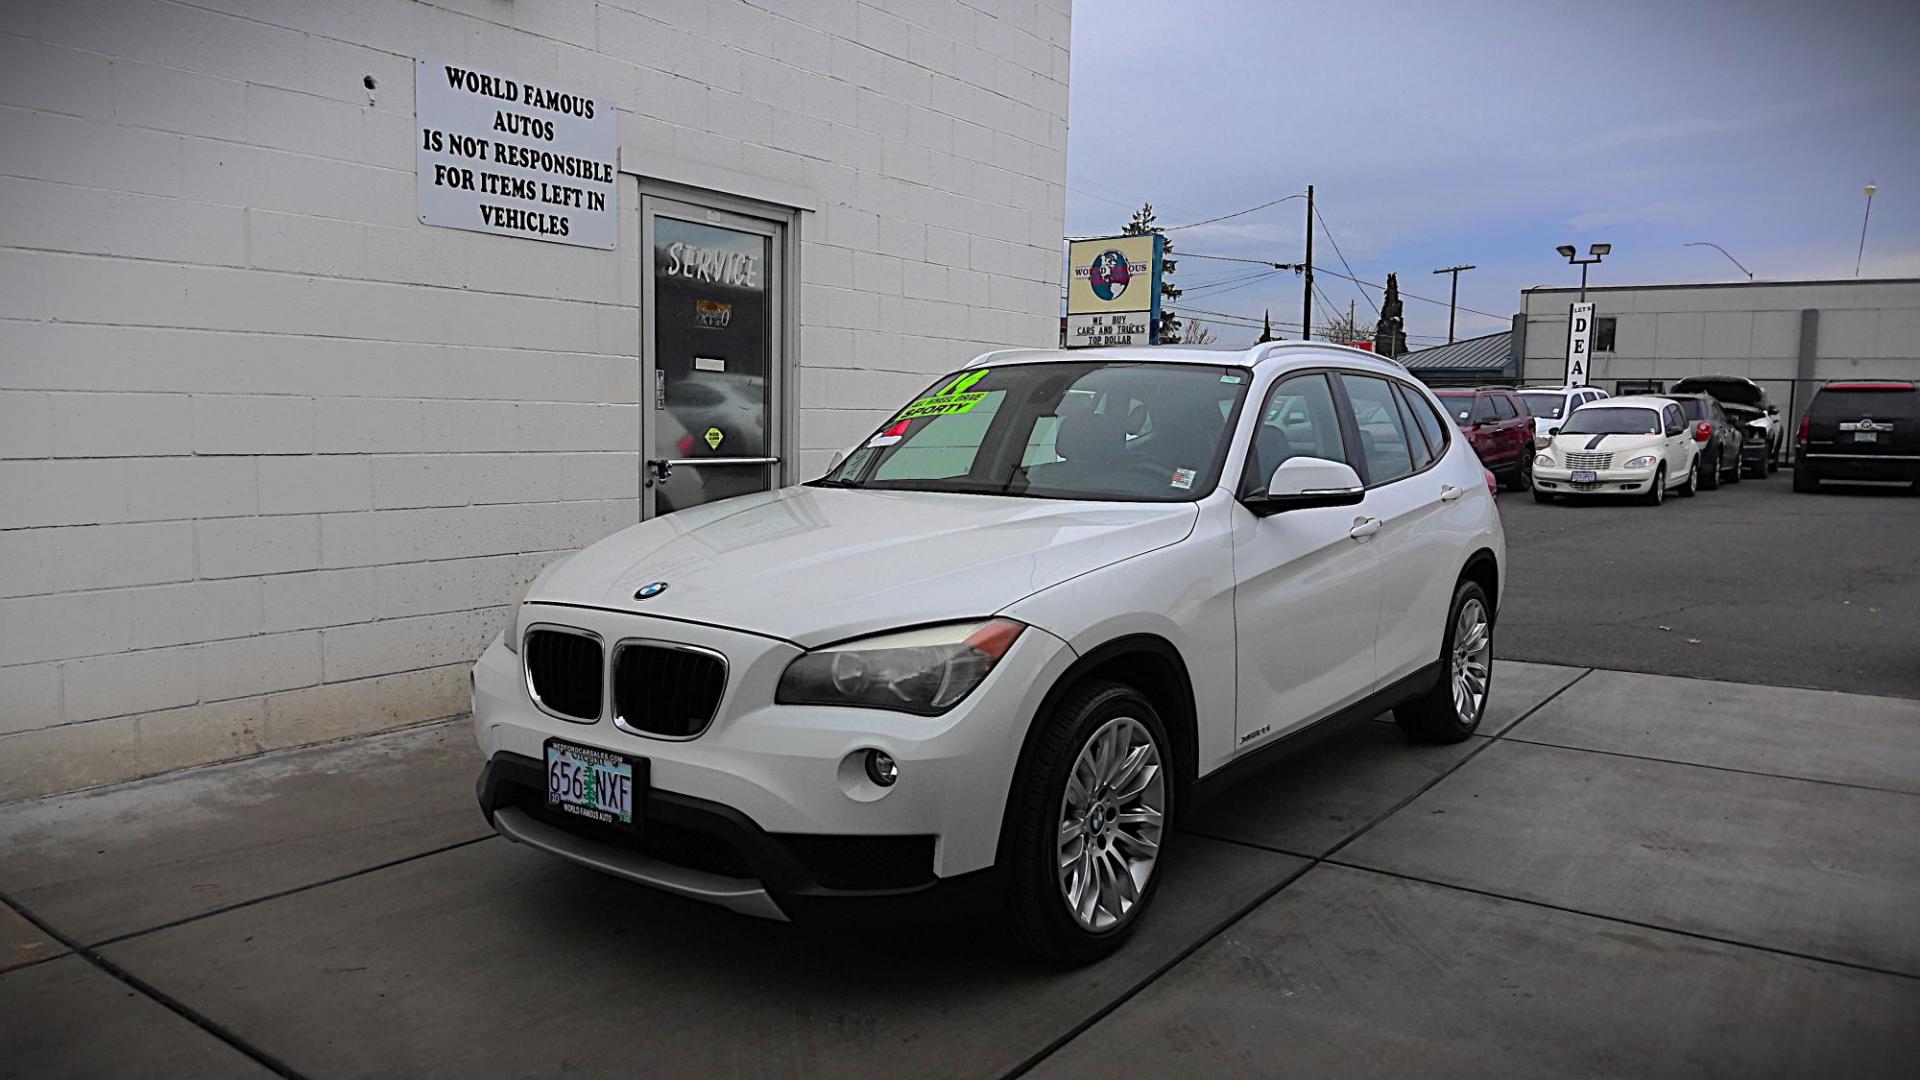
[1004,680,1170,964]
[1677,456,1698,497]
[1793,461,1819,493]
[1701,450,1721,490]
[1394,578,1492,744]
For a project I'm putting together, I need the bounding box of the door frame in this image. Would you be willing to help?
[637,180,801,519]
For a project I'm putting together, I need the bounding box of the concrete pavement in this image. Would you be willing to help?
[3,660,1917,1078]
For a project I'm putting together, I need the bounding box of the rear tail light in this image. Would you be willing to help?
[676,433,697,455]
[1797,413,1811,445]
[1694,421,1712,442]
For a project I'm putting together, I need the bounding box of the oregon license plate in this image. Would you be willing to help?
[1571,469,1597,483]
[545,739,638,826]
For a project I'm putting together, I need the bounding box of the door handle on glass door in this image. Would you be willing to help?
[1439,484,1463,502]
[1348,517,1381,540]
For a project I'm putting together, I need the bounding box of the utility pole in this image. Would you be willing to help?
[1431,264,1475,343]
[1301,184,1314,343]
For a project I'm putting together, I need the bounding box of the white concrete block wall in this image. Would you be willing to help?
[0,0,1070,800]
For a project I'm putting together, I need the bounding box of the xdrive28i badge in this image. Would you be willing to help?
[634,582,669,600]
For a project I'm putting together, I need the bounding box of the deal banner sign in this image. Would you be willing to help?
[416,58,617,249]
[1065,234,1164,347]
[1565,301,1596,386]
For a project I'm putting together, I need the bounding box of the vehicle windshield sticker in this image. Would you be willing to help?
[866,419,911,448]
[1170,467,1196,490]
[896,370,990,421]
[1220,373,1243,384]
[704,427,724,450]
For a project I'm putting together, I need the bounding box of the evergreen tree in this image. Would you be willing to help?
[1122,203,1181,342]
[1373,273,1409,357]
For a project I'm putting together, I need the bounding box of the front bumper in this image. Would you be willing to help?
[471,604,1076,918]
[1532,465,1657,496]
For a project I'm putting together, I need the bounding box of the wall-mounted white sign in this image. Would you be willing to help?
[415,58,617,249]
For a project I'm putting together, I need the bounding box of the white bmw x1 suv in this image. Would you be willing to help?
[472,343,1505,961]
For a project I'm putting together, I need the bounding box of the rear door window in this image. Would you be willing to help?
[1490,394,1517,421]
[1339,374,1417,484]
[1468,395,1497,425]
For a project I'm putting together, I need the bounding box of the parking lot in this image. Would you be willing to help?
[4,481,1918,1079]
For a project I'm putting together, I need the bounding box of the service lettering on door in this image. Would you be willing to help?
[416,58,617,249]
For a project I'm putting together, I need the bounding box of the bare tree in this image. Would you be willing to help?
[1180,318,1217,345]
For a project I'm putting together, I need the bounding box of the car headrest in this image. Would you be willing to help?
[1054,398,1129,463]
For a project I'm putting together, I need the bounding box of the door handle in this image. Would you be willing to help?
[1348,517,1381,540]
[1439,484,1463,502]
[647,456,780,481]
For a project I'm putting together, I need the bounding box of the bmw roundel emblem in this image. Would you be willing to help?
[635,582,669,600]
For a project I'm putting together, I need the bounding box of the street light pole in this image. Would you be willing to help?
[1431,264,1475,343]
[1684,241,1753,281]
[1855,183,1878,278]
[1556,242,1610,302]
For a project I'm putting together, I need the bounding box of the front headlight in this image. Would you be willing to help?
[1534,452,1556,467]
[501,576,537,654]
[776,619,1026,715]
[1623,455,1657,469]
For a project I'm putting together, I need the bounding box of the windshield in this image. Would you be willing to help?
[1560,406,1660,436]
[816,361,1249,502]
[1517,392,1566,419]
[1432,392,1476,426]
[1676,398,1709,420]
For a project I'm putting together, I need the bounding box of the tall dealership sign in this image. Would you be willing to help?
[416,59,617,249]
[1065,234,1164,347]
[1564,301,1596,386]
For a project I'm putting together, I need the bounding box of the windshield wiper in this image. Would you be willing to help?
[806,477,864,488]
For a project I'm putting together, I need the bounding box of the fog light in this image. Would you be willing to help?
[864,749,898,787]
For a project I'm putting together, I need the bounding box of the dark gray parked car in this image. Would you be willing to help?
[1671,375,1778,478]
[1670,394,1744,489]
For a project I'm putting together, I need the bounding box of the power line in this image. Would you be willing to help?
[1311,203,1379,318]
[1181,250,1508,323]
[1157,192,1306,232]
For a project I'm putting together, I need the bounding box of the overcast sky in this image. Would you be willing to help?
[1064,0,1920,349]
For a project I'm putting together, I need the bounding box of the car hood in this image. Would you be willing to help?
[529,486,1199,646]
[1551,431,1664,455]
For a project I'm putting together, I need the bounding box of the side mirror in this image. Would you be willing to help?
[1246,457,1365,516]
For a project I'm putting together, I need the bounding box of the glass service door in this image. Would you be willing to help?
[642,196,783,517]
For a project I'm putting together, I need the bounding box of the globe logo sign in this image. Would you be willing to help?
[1087,249,1132,302]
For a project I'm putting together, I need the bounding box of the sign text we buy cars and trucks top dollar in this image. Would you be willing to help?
[416,59,618,249]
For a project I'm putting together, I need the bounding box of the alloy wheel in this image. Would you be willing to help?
[1451,598,1492,727]
[1056,716,1164,932]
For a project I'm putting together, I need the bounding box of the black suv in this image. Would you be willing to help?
[1794,381,1920,492]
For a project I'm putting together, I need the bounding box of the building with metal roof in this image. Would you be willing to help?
[1399,329,1517,386]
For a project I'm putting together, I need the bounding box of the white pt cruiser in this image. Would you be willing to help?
[472,343,1505,961]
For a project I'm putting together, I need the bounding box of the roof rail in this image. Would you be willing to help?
[1247,340,1387,365]
[964,348,1051,368]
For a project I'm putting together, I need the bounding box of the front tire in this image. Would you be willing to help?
[1005,680,1170,963]
[1395,578,1493,743]
[1532,488,1554,504]
[1643,465,1667,505]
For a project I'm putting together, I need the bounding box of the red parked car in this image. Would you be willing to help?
[1433,387,1536,490]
